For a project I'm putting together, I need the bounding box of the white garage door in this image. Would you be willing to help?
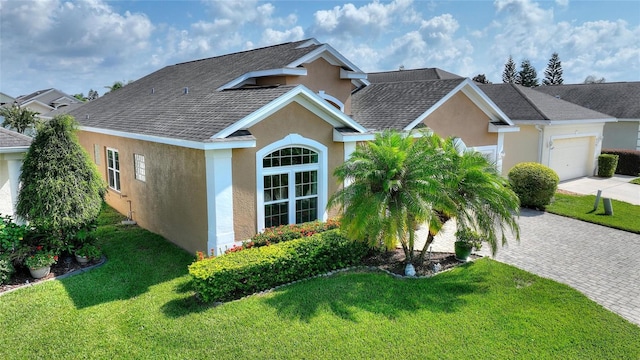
[549,137,593,181]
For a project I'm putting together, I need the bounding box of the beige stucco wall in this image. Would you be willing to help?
[232,101,344,241]
[78,131,209,254]
[502,125,540,175]
[603,121,640,150]
[423,92,497,147]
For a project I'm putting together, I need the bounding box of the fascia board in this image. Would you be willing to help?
[216,68,308,91]
[489,123,520,133]
[80,126,256,150]
[333,129,375,142]
[340,68,368,80]
[548,118,617,125]
[289,44,366,75]
[213,85,367,139]
[0,146,30,154]
[616,118,640,122]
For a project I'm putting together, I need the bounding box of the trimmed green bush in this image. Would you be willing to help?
[0,256,15,284]
[601,149,640,176]
[250,218,340,247]
[508,162,559,210]
[189,229,368,303]
[597,154,619,177]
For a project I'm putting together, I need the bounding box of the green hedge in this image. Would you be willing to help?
[508,162,559,210]
[597,154,619,177]
[189,230,369,303]
[250,219,340,247]
[601,149,640,176]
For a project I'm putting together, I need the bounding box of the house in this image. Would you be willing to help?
[480,83,616,181]
[0,128,32,218]
[66,39,521,255]
[535,82,640,151]
[15,88,80,115]
[0,92,15,107]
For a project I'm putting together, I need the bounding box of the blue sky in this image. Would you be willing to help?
[1,0,639,97]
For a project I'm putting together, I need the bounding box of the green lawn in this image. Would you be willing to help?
[547,193,640,233]
[1,206,638,359]
[631,178,640,185]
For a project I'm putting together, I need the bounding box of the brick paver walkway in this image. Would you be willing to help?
[478,208,640,326]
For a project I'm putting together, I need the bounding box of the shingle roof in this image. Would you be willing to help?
[351,78,466,130]
[534,82,640,119]
[367,68,463,83]
[0,128,32,148]
[479,83,613,121]
[68,39,325,142]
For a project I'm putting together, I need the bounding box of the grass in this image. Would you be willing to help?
[547,193,640,233]
[630,177,640,185]
[0,206,638,359]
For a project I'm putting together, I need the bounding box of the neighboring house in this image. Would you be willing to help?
[480,83,616,181]
[536,82,640,151]
[0,92,15,107]
[66,39,521,256]
[353,68,518,173]
[15,88,80,115]
[0,128,31,218]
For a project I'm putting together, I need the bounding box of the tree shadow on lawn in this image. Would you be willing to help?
[60,224,195,309]
[261,262,487,323]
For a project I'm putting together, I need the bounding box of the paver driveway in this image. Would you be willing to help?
[478,208,640,326]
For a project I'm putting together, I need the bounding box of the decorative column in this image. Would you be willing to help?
[6,158,23,223]
[205,149,235,256]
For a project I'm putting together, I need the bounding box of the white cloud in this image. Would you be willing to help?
[309,0,418,39]
[261,27,305,46]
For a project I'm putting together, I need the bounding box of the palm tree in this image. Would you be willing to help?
[328,130,449,269]
[437,138,521,257]
[329,130,520,274]
[0,103,39,134]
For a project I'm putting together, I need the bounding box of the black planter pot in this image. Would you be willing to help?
[454,241,473,262]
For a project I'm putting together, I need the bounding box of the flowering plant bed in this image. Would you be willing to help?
[24,248,59,268]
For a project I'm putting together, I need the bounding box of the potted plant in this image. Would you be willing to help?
[454,228,483,262]
[24,247,58,278]
[75,244,101,265]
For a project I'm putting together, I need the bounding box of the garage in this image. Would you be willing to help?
[549,136,594,181]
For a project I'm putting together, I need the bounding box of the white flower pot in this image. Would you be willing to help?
[29,266,50,279]
[75,255,89,265]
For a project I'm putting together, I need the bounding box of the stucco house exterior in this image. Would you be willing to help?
[480,83,616,181]
[0,128,32,218]
[536,82,640,151]
[66,39,520,255]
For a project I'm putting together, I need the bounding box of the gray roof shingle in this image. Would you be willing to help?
[351,78,466,130]
[367,68,462,83]
[0,128,32,148]
[68,39,323,142]
[534,82,640,119]
[479,83,613,121]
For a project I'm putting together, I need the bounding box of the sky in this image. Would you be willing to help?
[1,0,639,98]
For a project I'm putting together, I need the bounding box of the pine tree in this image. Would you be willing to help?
[543,52,563,85]
[517,59,539,87]
[473,74,490,84]
[502,56,517,83]
[17,114,105,231]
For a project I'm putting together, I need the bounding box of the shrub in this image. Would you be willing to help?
[250,218,340,247]
[597,154,619,177]
[189,229,368,303]
[508,162,559,210]
[601,149,640,176]
[0,256,15,285]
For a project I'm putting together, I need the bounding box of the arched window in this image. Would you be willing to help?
[256,135,327,231]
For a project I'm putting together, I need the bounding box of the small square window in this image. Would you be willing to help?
[134,153,146,182]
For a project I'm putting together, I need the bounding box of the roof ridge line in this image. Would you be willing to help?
[511,84,549,120]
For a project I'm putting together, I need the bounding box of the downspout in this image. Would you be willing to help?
[535,125,543,163]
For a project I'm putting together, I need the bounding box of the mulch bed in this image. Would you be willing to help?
[1,255,101,295]
[362,248,480,277]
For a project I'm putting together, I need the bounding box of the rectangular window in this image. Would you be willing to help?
[134,153,146,182]
[93,144,101,165]
[106,148,121,191]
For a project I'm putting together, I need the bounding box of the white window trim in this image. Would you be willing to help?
[256,134,328,232]
[106,147,121,192]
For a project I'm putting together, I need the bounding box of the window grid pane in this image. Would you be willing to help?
[296,198,317,224]
[134,153,146,182]
[263,147,318,168]
[265,202,288,228]
[106,149,121,191]
[263,174,288,203]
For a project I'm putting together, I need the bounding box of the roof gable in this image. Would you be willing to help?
[351,78,512,131]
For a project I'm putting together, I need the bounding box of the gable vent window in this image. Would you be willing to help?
[106,148,121,192]
[134,153,146,182]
